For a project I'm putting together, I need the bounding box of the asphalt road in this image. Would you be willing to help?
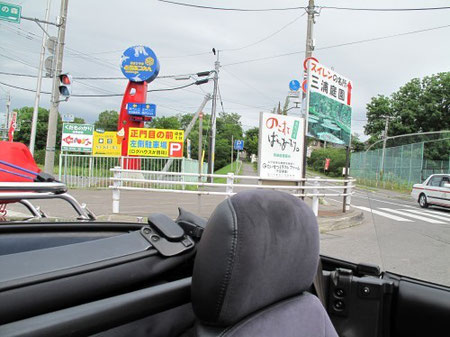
[320,185,450,286]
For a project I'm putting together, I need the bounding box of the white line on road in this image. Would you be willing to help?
[403,209,450,222]
[352,205,413,222]
[353,195,417,208]
[379,208,445,224]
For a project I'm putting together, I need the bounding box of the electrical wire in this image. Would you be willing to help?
[157,0,305,12]
[320,5,450,12]
[223,24,450,67]
[0,52,40,70]
[0,80,200,97]
[0,70,208,80]
[221,67,276,104]
[221,12,306,52]
[157,1,450,12]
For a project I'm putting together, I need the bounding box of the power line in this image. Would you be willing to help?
[221,67,276,104]
[0,52,40,70]
[223,24,450,66]
[156,1,450,12]
[221,12,306,52]
[320,6,450,12]
[157,0,305,12]
[0,80,201,97]
[0,70,210,81]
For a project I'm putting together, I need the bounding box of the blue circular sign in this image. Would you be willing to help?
[120,45,160,83]
[289,79,300,91]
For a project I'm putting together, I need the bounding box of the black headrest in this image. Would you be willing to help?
[191,190,319,326]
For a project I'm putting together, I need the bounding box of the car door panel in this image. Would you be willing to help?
[388,275,450,337]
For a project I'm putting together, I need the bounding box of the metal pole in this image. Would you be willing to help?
[44,0,68,174]
[4,93,11,141]
[198,110,203,181]
[379,116,390,181]
[208,50,220,179]
[30,0,51,155]
[231,135,234,171]
[161,94,211,173]
[301,0,315,195]
[343,141,351,212]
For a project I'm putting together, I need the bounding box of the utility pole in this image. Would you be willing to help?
[379,116,390,181]
[30,0,51,155]
[3,93,11,141]
[301,0,316,190]
[44,0,68,174]
[161,94,211,173]
[208,49,220,179]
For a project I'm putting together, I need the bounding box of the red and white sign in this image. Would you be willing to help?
[8,112,17,142]
[324,158,331,171]
[307,60,353,107]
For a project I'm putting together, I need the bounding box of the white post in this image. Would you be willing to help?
[112,166,121,214]
[88,156,93,188]
[226,172,234,197]
[58,152,62,181]
[312,177,320,216]
[345,177,352,211]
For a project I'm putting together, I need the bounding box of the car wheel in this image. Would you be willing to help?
[419,194,428,208]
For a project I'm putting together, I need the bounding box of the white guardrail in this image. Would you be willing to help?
[109,166,355,216]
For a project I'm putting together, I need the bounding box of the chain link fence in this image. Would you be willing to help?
[351,142,449,188]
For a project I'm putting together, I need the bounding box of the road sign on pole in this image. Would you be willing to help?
[234,140,244,151]
[0,2,21,23]
[289,80,300,91]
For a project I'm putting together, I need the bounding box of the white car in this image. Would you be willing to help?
[411,174,450,208]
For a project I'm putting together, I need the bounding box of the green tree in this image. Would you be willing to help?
[364,72,450,158]
[94,110,118,131]
[14,106,85,151]
[145,112,243,170]
[244,127,259,156]
[148,116,181,129]
[365,72,450,138]
[351,133,365,152]
[215,112,244,169]
[281,96,289,115]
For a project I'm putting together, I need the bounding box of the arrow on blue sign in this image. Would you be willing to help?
[234,140,244,150]
[289,80,300,91]
[127,103,156,117]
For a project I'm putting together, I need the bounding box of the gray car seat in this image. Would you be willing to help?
[187,190,338,337]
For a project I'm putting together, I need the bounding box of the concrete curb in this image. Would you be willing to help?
[318,211,364,233]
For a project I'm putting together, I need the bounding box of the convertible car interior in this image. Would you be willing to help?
[0,187,449,337]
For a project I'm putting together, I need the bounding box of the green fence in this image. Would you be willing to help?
[350,142,449,188]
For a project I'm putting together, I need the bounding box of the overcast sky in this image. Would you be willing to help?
[1,0,449,140]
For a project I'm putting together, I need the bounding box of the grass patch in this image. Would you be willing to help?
[354,178,412,195]
[214,161,243,184]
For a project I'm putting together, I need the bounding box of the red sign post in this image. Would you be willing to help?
[117,81,148,157]
[118,45,160,168]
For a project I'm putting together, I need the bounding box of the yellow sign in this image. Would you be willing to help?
[93,131,122,157]
[127,128,184,157]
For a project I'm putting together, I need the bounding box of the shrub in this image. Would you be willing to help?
[308,147,346,177]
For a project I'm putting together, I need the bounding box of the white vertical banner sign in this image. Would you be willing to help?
[258,112,305,180]
[306,59,353,146]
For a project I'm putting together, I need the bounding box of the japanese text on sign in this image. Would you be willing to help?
[61,123,94,153]
[127,128,184,157]
[258,113,304,180]
[308,60,352,106]
[93,131,122,157]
